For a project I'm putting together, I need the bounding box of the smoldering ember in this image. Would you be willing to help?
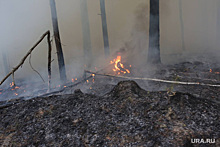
[0,1,220,147]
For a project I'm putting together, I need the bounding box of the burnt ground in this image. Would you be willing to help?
[0,80,220,146]
[0,56,220,146]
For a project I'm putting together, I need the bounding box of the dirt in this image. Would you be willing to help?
[0,80,220,146]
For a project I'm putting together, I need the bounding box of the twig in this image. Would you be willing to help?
[84,70,220,87]
[39,65,111,97]
[29,54,45,83]
[176,75,218,82]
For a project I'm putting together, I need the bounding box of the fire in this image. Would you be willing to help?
[10,82,15,87]
[110,56,130,75]
[209,69,220,74]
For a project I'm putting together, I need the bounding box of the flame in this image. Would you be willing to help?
[110,55,131,75]
[209,69,220,74]
[15,86,20,89]
[10,82,15,87]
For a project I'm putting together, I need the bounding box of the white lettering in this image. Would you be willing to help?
[210,139,215,143]
[206,139,210,143]
[200,139,205,143]
[191,138,215,144]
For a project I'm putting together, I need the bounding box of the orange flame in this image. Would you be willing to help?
[209,69,220,74]
[10,82,15,87]
[110,56,130,75]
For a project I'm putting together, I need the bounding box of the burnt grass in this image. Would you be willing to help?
[0,80,220,146]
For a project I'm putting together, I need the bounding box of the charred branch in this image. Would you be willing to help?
[84,70,220,87]
[0,31,52,90]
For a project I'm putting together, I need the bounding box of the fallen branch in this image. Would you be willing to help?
[38,65,111,97]
[0,31,52,90]
[176,75,218,82]
[84,70,220,87]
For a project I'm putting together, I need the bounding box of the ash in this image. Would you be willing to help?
[0,80,220,146]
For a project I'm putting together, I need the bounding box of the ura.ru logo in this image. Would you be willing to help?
[191,138,215,144]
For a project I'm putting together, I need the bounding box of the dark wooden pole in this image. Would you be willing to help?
[80,0,92,67]
[147,0,161,64]
[100,0,110,57]
[50,0,67,82]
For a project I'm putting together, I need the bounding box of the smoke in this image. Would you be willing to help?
[0,0,220,86]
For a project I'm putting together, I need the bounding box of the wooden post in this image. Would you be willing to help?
[100,0,110,57]
[80,0,92,67]
[50,0,67,82]
[147,0,161,64]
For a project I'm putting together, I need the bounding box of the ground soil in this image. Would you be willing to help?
[0,80,220,146]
